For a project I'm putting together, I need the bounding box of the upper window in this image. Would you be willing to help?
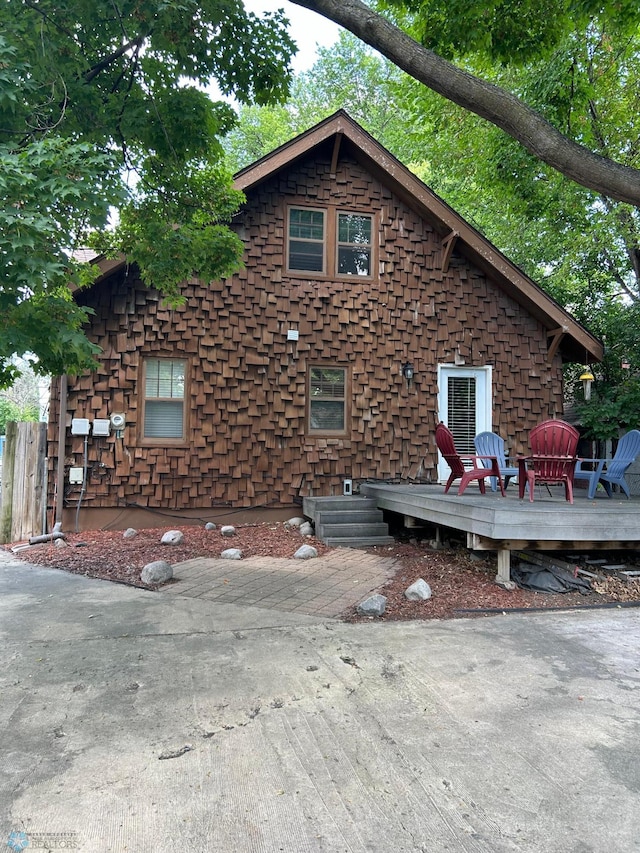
[142,358,187,442]
[287,206,374,278]
[288,208,325,272]
[308,366,348,435]
[337,212,372,276]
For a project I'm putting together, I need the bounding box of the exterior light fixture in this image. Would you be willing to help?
[402,362,415,388]
[579,366,595,401]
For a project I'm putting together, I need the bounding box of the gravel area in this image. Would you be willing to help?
[4,522,640,621]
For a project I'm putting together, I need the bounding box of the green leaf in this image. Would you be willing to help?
[0,1,296,386]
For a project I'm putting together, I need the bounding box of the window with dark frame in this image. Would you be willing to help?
[308,366,347,434]
[287,206,374,278]
[288,207,325,272]
[142,358,187,441]
[337,212,372,276]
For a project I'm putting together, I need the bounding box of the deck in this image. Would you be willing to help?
[358,482,640,588]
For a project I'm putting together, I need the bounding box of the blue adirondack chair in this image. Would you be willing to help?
[473,431,519,492]
[574,429,640,499]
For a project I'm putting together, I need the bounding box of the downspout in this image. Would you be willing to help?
[55,374,68,529]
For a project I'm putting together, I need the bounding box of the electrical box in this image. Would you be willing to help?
[287,329,299,341]
[69,467,84,485]
[343,479,353,496]
[110,412,126,429]
[71,418,91,436]
[92,418,111,436]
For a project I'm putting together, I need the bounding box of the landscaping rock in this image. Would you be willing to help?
[204,522,217,531]
[404,579,432,601]
[123,528,137,539]
[294,544,318,560]
[284,517,306,529]
[356,594,387,617]
[220,525,236,537]
[299,521,314,537]
[141,560,173,584]
[221,548,242,560]
[161,530,184,545]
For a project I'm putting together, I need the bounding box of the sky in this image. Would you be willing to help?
[243,0,342,71]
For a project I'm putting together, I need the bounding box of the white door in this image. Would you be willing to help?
[437,365,492,483]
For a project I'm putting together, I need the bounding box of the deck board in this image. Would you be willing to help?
[358,483,640,585]
[360,483,638,542]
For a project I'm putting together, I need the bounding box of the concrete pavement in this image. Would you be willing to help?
[2,549,640,852]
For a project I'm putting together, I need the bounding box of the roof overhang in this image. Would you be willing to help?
[68,253,128,294]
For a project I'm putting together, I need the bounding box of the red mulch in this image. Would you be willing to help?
[4,523,331,590]
[347,539,591,621]
[4,523,640,620]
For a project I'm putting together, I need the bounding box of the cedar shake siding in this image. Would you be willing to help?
[47,113,599,529]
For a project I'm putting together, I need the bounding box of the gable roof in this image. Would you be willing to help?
[235,109,602,365]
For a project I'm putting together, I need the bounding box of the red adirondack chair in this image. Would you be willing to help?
[518,419,580,503]
[435,422,505,496]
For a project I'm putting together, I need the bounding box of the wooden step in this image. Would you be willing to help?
[303,494,394,548]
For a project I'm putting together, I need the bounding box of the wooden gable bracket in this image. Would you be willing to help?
[546,327,567,364]
[441,230,459,272]
[330,132,343,177]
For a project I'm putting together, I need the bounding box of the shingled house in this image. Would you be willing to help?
[47,111,602,531]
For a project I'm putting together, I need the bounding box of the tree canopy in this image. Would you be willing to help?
[0,0,297,386]
[290,0,640,206]
[224,32,411,171]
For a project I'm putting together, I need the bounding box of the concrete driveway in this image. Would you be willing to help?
[1,549,640,852]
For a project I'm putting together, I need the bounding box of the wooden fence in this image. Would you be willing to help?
[0,421,47,544]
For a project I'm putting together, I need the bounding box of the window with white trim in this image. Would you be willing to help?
[308,366,348,434]
[142,358,187,441]
[447,375,476,453]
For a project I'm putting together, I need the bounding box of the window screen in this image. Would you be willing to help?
[288,208,325,272]
[309,367,346,432]
[143,358,186,440]
[447,376,476,453]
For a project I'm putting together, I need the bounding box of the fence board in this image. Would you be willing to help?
[0,422,47,543]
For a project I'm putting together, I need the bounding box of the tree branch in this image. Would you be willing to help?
[84,34,147,84]
[23,0,75,39]
[289,0,640,207]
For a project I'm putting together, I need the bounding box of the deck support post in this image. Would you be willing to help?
[495,549,516,590]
